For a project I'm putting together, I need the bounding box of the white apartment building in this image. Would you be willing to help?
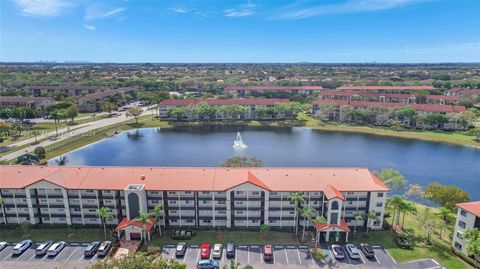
[452,201,480,262]
[0,166,388,243]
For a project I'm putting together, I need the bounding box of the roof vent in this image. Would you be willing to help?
[141,175,145,180]
[101,167,104,170]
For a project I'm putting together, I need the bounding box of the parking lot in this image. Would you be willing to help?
[0,242,108,269]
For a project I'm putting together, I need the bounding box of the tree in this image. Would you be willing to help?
[434,207,455,239]
[417,207,436,243]
[20,221,31,237]
[96,207,113,239]
[101,101,118,115]
[49,109,64,137]
[394,106,417,126]
[0,196,6,224]
[55,155,68,166]
[219,157,263,167]
[425,114,448,129]
[374,169,408,192]
[167,106,187,120]
[90,252,186,269]
[288,192,306,236]
[352,211,364,236]
[464,228,480,261]
[311,248,329,265]
[400,202,417,229]
[388,195,405,229]
[424,183,470,210]
[65,105,78,124]
[151,204,164,236]
[127,107,143,125]
[135,212,152,244]
[300,207,315,242]
[34,146,46,159]
[260,224,270,238]
[365,210,379,234]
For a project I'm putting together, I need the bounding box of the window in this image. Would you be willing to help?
[459,221,466,229]
[270,192,277,195]
[202,200,208,204]
[236,201,243,205]
[168,191,176,195]
[202,192,210,194]
[185,200,191,204]
[377,193,384,197]
[348,201,353,205]
[218,201,225,205]
[376,202,383,207]
[236,191,244,195]
[252,220,258,223]
[252,192,259,195]
[374,221,380,226]
[347,192,354,195]
[331,201,339,210]
[170,210,177,214]
[186,220,193,223]
[454,242,462,250]
[86,190,94,193]
[460,210,467,217]
[218,211,226,214]
[185,191,192,194]
[170,201,177,204]
[457,232,463,239]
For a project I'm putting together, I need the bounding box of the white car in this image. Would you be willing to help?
[212,244,223,259]
[0,242,8,252]
[331,244,345,259]
[345,244,361,259]
[12,240,32,255]
[47,241,67,257]
[35,240,53,256]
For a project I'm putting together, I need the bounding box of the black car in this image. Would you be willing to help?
[226,243,235,258]
[360,243,375,258]
[84,241,100,257]
[175,242,187,257]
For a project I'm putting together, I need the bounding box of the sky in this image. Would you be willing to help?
[1,0,479,63]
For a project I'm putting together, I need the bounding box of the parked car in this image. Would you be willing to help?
[331,244,345,259]
[84,241,101,257]
[360,243,375,258]
[345,244,361,259]
[97,241,112,257]
[263,245,273,261]
[175,242,187,257]
[47,241,67,257]
[12,240,32,255]
[197,259,219,269]
[226,243,235,258]
[212,244,223,259]
[0,242,8,252]
[200,243,211,259]
[35,240,54,256]
[395,235,413,249]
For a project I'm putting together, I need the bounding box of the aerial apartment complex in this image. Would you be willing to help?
[0,166,388,242]
[452,201,480,262]
[224,86,324,97]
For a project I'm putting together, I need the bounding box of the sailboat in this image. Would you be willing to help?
[233,132,247,149]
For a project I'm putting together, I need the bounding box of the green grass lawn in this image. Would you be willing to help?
[148,229,309,248]
[0,227,113,243]
[351,203,472,269]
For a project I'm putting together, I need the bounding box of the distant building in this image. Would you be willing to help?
[75,87,136,112]
[159,98,291,120]
[25,85,109,97]
[445,88,480,98]
[335,85,436,93]
[224,86,323,98]
[318,91,460,105]
[452,201,480,262]
[0,96,55,109]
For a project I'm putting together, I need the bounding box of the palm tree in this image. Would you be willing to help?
[389,195,404,229]
[55,155,68,166]
[352,211,364,236]
[151,204,164,236]
[312,215,327,247]
[32,131,39,144]
[135,211,152,244]
[434,207,455,240]
[96,207,113,239]
[300,207,316,243]
[288,192,306,236]
[401,202,417,229]
[365,210,380,234]
[0,196,6,224]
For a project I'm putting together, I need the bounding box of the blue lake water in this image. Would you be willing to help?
[50,127,480,200]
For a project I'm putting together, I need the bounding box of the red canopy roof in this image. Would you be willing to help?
[313,219,351,232]
[115,217,155,231]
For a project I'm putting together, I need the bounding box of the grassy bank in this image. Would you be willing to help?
[298,113,480,148]
[351,203,471,269]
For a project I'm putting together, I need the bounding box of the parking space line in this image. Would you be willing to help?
[89,254,98,263]
[15,250,29,261]
[234,248,237,264]
[41,253,50,261]
[358,251,366,264]
[344,249,352,264]
[28,253,37,261]
[328,247,336,265]
[53,250,64,261]
[384,249,397,264]
[65,247,79,263]
[182,248,189,263]
[284,248,289,264]
[195,248,200,263]
[247,247,250,264]
[296,248,302,264]
[78,254,86,261]
[374,254,380,264]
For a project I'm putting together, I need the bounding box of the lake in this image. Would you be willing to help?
[50,127,480,200]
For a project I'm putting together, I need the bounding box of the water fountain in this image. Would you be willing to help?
[232,132,247,149]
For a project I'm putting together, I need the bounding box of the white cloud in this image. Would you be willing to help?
[170,7,188,14]
[224,2,256,17]
[83,24,96,31]
[12,0,72,16]
[274,0,422,20]
[85,6,126,21]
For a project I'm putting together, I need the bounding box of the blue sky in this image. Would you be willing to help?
[1,0,479,63]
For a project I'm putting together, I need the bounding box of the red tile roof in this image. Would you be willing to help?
[0,166,389,193]
[459,89,480,95]
[456,201,480,217]
[323,185,345,200]
[314,100,466,113]
[337,86,435,91]
[425,95,461,101]
[320,91,416,99]
[0,96,54,103]
[225,86,323,91]
[314,219,351,232]
[115,217,155,231]
[160,98,290,106]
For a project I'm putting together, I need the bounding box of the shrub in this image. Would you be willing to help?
[34,146,46,159]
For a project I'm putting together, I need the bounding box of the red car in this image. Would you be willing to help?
[200,243,211,259]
